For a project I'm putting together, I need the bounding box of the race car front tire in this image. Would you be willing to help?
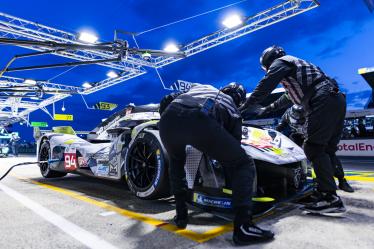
[124,131,170,200]
[39,140,67,178]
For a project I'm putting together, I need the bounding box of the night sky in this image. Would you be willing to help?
[1,0,373,141]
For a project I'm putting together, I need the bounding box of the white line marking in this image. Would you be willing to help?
[99,211,117,217]
[0,183,119,249]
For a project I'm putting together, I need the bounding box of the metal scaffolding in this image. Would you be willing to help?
[0,0,319,124]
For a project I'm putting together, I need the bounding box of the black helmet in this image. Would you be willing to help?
[221,82,246,107]
[260,45,286,71]
[290,105,304,120]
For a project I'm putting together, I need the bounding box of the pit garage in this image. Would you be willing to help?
[1,1,374,249]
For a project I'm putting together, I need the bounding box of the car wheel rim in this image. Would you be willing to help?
[128,140,157,190]
[39,145,50,173]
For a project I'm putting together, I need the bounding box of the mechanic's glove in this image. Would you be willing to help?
[275,125,282,132]
[256,107,268,117]
[238,100,250,113]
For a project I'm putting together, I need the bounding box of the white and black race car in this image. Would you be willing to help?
[36,104,312,214]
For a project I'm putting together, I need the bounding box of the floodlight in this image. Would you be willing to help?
[61,102,66,112]
[107,71,119,78]
[222,14,243,29]
[24,79,37,84]
[163,43,180,53]
[82,82,92,88]
[78,32,98,43]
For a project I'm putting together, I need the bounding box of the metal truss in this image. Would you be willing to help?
[0,12,146,72]
[0,76,73,124]
[82,71,147,95]
[0,75,83,92]
[0,0,319,125]
[152,0,319,67]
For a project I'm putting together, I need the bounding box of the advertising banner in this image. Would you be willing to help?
[337,139,374,157]
[94,102,117,111]
[31,122,48,127]
[54,114,73,121]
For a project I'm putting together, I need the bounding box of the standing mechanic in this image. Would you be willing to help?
[275,104,354,193]
[159,83,274,245]
[10,133,20,157]
[240,46,347,214]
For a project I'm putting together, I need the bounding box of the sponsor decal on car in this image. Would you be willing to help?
[108,156,119,176]
[154,149,162,187]
[77,157,88,168]
[193,193,232,209]
[96,165,109,176]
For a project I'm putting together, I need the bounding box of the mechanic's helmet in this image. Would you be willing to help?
[127,103,135,108]
[221,82,246,107]
[260,45,286,71]
[290,105,304,120]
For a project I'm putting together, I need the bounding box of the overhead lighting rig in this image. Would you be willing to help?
[0,37,186,74]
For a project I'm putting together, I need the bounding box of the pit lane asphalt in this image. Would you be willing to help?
[1,156,374,249]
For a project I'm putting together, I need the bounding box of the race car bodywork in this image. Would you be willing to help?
[36,104,312,214]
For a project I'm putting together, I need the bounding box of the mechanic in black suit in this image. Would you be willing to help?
[240,46,347,214]
[274,104,354,193]
[159,83,274,245]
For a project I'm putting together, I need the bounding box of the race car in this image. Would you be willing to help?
[35,104,312,214]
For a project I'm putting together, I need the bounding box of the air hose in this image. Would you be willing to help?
[0,159,59,181]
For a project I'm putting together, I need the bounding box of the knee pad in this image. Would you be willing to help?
[303,142,325,161]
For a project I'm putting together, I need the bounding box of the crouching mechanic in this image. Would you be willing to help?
[273,104,354,193]
[240,46,347,214]
[159,83,274,245]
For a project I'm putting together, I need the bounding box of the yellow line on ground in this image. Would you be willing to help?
[345,176,374,182]
[21,178,232,243]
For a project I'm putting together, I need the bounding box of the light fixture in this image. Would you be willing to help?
[222,14,243,29]
[163,43,180,53]
[30,96,39,100]
[61,101,66,112]
[106,71,119,78]
[78,32,98,43]
[24,79,37,84]
[141,52,152,60]
[82,82,92,88]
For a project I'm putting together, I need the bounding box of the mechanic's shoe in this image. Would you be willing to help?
[233,222,275,245]
[173,202,188,229]
[302,193,346,214]
[173,215,188,229]
[338,178,354,193]
[173,194,188,229]
[300,190,323,204]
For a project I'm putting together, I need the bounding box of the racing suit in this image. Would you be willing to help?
[276,104,347,182]
[276,107,305,147]
[240,55,346,194]
[159,84,255,222]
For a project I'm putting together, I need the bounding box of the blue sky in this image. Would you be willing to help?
[1,0,373,140]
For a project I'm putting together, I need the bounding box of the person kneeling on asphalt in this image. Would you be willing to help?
[272,104,354,193]
[240,46,347,214]
[159,82,274,245]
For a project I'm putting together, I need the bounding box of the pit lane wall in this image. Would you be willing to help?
[337,139,374,157]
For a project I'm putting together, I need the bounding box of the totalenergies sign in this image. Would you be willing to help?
[337,139,374,157]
